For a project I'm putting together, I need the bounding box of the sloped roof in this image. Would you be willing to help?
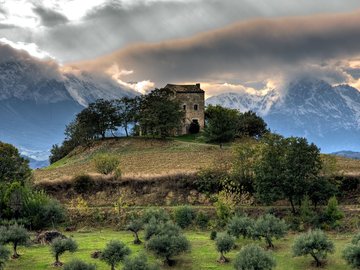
[164,83,204,93]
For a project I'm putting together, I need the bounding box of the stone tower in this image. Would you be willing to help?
[164,83,205,135]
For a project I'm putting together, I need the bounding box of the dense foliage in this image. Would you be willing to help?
[101,240,131,270]
[252,214,287,248]
[0,224,30,259]
[234,244,276,270]
[174,205,196,229]
[292,230,334,267]
[63,259,96,270]
[342,233,360,269]
[123,254,159,270]
[215,232,234,263]
[93,154,120,175]
[51,237,78,266]
[227,215,254,239]
[0,246,10,270]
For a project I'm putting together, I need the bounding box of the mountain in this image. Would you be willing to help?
[332,151,360,160]
[0,44,137,166]
[207,78,360,153]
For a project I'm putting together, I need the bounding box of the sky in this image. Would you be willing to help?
[2,0,360,96]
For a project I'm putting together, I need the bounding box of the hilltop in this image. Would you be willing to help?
[34,136,360,183]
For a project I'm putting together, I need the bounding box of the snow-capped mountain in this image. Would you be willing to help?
[0,45,137,167]
[207,78,360,153]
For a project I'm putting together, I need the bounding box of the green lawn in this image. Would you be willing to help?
[5,230,354,270]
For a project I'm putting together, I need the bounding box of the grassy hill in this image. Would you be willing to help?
[34,136,360,183]
[34,137,232,182]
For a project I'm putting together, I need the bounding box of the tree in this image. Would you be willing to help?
[234,244,276,270]
[215,232,234,263]
[252,214,287,248]
[51,237,78,266]
[141,208,170,224]
[0,246,10,270]
[307,177,337,209]
[0,224,30,259]
[63,259,96,270]
[93,154,120,175]
[321,196,344,229]
[342,233,360,269]
[0,141,32,184]
[126,218,143,244]
[114,97,140,137]
[254,134,322,214]
[237,111,268,139]
[174,205,195,229]
[139,88,184,138]
[292,230,334,267]
[147,222,190,266]
[204,105,240,147]
[123,254,159,270]
[101,240,131,270]
[227,215,254,239]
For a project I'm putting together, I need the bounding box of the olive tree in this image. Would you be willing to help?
[174,205,196,229]
[292,230,334,267]
[123,254,159,270]
[147,222,190,266]
[101,240,131,270]
[126,218,143,244]
[215,232,234,263]
[63,259,96,270]
[234,244,276,270]
[227,215,254,239]
[252,214,287,248]
[51,237,78,266]
[0,224,30,259]
[342,233,360,269]
[0,246,10,270]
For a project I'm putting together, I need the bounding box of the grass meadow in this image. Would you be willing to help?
[5,230,354,270]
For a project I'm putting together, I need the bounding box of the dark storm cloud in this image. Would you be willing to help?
[20,0,360,62]
[33,6,69,27]
[72,10,360,85]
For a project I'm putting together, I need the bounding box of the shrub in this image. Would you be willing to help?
[0,246,10,270]
[210,231,217,240]
[63,259,96,270]
[215,232,234,263]
[51,237,78,266]
[196,211,210,229]
[73,175,94,194]
[126,218,143,244]
[252,214,287,248]
[227,215,254,239]
[292,230,334,267]
[147,222,190,266]
[123,254,159,270]
[174,205,196,229]
[234,244,276,270]
[342,233,360,269]
[0,224,30,259]
[141,208,170,225]
[101,240,131,270]
[93,154,120,175]
[321,196,344,229]
[214,199,233,228]
[194,168,224,194]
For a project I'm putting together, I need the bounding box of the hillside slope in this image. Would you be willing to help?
[34,138,231,182]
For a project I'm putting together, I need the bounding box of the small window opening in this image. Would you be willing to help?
[194,104,198,110]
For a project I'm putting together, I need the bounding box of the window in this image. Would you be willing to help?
[194,104,198,110]
[183,104,186,110]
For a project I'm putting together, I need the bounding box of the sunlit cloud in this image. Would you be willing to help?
[0,37,54,59]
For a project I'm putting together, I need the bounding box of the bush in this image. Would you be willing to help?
[123,254,159,270]
[342,233,360,269]
[234,244,276,270]
[73,175,94,194]
[196,211,210,229]
[63,259,96,270]
[126,218,143,244]
[101,240,131,270]
[292,230,334,267]
[141,208,170,225]
[194,168,224,194]
[321,196,344,229]
[0,224,30,259]
[252,214,287,248]
[93,154,120,175]
[51,237,78,266]
[215,232,234,263]
[227,215,254,239]
[174,205,196,229]
[0,246,10,270]
[147,222,190,266]
[210,231,217,240]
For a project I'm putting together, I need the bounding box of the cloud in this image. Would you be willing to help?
[33,6,69,27]
[71,10,360,91]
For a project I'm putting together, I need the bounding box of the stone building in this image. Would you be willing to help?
[164,83,205,135]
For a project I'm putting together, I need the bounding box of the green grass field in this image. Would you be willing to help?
[5,230,354,270]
